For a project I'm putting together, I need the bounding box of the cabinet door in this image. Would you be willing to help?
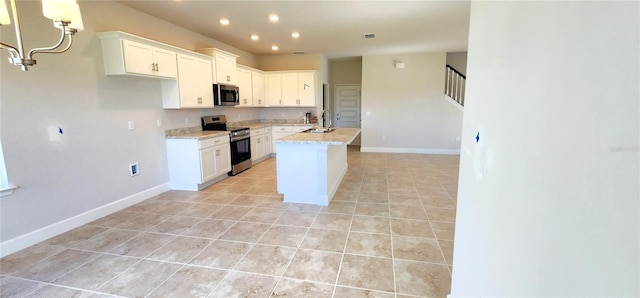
[215,54,236,84]
[266,74,282,106]
[281,73,299,106]
[264,133,273,155]
[122,40,154,76]
[297,72,316,106]
[236,68,253,106]
[176,54,198,107]
[214,144,232,175]
[200,147,216,182]
[152,48,178,78]
[252,72,265,106]
[195,58,214,106]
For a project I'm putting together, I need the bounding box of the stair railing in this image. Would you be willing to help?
[445,65,466,107]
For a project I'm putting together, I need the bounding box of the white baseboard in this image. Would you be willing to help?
[0,183,170,258]
[360,147,461,155]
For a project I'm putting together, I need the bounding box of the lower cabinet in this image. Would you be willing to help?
[166,135,231,191]
[249,126,275,163]
[271,125,312,154]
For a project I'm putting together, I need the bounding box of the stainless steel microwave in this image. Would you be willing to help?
[214,84,239,106]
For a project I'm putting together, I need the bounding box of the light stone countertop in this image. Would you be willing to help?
[165,130,229,140]
[275,128,361,145]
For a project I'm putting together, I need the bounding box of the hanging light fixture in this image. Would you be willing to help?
[0,0,84,71]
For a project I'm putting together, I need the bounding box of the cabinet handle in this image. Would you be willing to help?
[215,149,220,156]
[279,99,282,105]
[296,99,300,104]
[197,97,202,104]
[156,63,159,72]
[257,139,260,144]
[244,98,247,104]
[258,99,261,104]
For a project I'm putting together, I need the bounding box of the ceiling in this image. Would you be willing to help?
[117,0,470,59]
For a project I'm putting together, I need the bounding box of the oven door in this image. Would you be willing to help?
[230,136,251,165]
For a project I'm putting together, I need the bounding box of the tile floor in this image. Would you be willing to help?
[0,146,459,298]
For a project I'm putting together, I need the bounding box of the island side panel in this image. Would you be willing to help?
[326,144,348,204]
[276,142,330,205]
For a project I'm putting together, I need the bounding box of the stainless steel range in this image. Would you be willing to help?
[201,115,251,176]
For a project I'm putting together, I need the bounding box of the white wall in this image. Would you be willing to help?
[0,1,260,253]
[360,52,463,153]
[451,1,639,296]
[446,52,467,75]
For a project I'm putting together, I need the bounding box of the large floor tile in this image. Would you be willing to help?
[392,235,445,264]
[97,259,182,297]
[333,286,395,298]
[107,232,175,257]
[351,215,390,234]
[284,249,342,284]
[0,245,64,275]
[311,213,353,231]
[189,240,251,269]
[0,276,45,297]
[181,219,235,239]
[208,271,278,298]
[390,218,435,238]
[394,259,451,297]
[274,210,317,227]
[234,245,295,275]
[337,254,395,292]
[218,222,271,242]
[14,249,99,283]
[147,236,210,263]
[299,228,348,252]
[258,225,308,247]
[345,232,392,258]
[272,278,334,298]
[148,266,228,297]
[52,254,139,290]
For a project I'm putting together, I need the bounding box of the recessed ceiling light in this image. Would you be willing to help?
[219,18,230,26]
[269,14,279,22]
[251,34,259,41]
[271,45,279,51]
[291,32,300,38]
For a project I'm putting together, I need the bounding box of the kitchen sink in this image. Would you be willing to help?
[303,127,336,133]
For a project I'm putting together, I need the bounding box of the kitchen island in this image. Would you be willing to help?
[274,128,361,206]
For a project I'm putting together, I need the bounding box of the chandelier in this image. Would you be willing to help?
[0,0,83,71]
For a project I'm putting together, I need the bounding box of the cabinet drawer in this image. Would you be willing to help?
[273,126,292,133]
[199,135,229,149]
[292,126,312,132]
[264,127,272,134]
[250,128,265,137]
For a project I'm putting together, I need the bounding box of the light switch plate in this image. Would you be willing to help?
[127,121,135,130]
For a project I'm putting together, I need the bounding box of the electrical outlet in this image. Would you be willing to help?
[185,118,190,124]
[156,119,163,128]
[127,120,135,130]
[129,163,139,177]
[381,135,386,141]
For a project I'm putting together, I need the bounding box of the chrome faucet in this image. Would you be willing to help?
[321,109,332,128]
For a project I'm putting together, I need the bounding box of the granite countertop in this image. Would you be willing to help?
[275,128,361,145]
[165,130,229,140]
[241,123,317,129]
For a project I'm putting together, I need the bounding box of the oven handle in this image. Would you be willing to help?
[230,135,250,142]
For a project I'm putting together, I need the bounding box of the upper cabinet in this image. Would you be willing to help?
[97,32,177,79]
[267,71,317,107]
[236,65,266,107]
[162,53,214,109]
[252,71,266,107]
[197,48,238,85]
[236,67,253,107]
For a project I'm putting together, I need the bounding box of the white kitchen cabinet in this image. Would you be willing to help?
[266,71,317,107]
[250,128,267,162]
[97,32,178,79]
[236,67,253,107]
[197,48,238,85]
[264,127,273,155]
[266,74,283,106]
[272,125,312,154]
[162,53,213,108]
[252,72,266,106]
[166,135,230,191]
